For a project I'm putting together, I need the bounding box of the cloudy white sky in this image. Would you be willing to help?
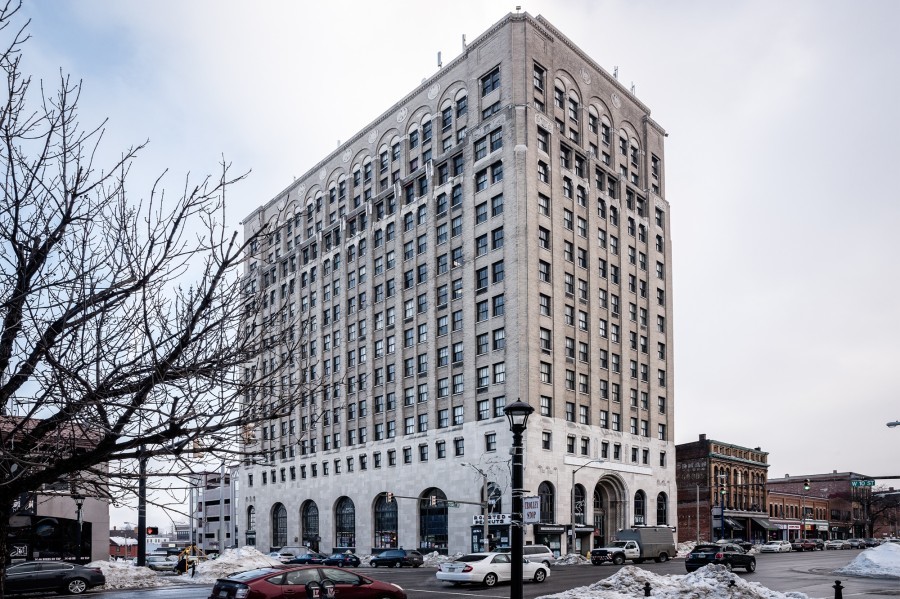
[15,0,900,526]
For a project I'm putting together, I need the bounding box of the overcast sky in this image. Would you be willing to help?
[16,0,900,527]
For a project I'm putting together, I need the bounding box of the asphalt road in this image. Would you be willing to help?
[20,549,900,599]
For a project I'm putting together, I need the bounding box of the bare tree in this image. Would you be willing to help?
[0,1,307,580]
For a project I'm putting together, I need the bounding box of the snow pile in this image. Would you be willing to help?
[835,542,900,579]
[86,560,168,589]
[188,546,282,584]
[535,564,810,599]
[421,550,464,567]
[676,541,696,558]
[555,552,590,565]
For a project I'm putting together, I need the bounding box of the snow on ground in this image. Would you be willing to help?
[534,564,810,599]
[555,553,590,565]
[835,542,900,579]
[188,546,282,584]
[86,560,172,589]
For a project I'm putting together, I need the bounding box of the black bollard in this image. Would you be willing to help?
[643,581,652,596]
[833,580,844,599]
[729,578,736,587]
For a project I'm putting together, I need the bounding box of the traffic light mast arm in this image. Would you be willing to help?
[380,492,486,507]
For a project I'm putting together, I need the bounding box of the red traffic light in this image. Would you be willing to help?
[146,526,159,535]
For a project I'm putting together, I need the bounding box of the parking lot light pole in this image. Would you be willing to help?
[505,399,533,599]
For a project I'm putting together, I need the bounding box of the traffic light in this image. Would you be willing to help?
[803,479,810,491]
[146,526,159,535]
[720,487,726,495]
[386,492,393,503]
[430,495,437,506]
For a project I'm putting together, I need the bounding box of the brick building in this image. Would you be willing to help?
[675,434,776,544]
[767,472,875,539]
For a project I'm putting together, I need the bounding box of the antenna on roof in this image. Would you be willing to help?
[516,5,521,11]
[613,66,619,80]
[462,34,467,51]
[631,82,635,94]
[437,51,442,69]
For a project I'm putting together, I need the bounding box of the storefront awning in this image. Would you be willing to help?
[751,517,779,530]
[724,518,744,531]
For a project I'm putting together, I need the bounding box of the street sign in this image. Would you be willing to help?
[445,501,460,508]
[851,480,875,487]
[523,496,540,524]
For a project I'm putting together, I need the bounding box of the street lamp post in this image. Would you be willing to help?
[888,421,899,428]
[504,399,533,599]
[801,478,810,541]
[73,494,85,563]
[717,473,727,541]
[570,459,604,555]
[461,462,490,551]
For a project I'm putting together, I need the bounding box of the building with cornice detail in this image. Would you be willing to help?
[239,12,674,557]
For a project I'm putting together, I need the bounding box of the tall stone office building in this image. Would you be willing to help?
[239,12,674,557]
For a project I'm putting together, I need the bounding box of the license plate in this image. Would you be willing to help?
[219,591,228,597]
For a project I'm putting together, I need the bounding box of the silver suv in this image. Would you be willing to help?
[497,544,556,567]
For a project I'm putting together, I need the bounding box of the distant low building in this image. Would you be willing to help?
[767,472,876,539]
[109,536,137,560]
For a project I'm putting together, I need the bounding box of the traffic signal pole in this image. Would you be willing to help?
[137,446,147,567]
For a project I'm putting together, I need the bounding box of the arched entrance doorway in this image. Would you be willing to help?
[271,503,287,549]
[419,488,448,553]
[592,475,627,550]
[334,496,356,551]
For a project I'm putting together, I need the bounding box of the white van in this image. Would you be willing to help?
[496,545,556,567]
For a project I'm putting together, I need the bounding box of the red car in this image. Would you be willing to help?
[790,538,817,551]
[209,565,407,599]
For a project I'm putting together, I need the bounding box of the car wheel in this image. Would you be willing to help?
[413,563,421,568]
[724,562,733,572]
[542,560,551,568]
[395,560,402,568]
[534,569,547,583]
[656,553,669,563]
[372,561,378,567]
[483,572,498,587]
[612,554,625,565]
[65,578,88,595]
[747,560,756,573]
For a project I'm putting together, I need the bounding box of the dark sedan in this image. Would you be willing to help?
[323,553,361,567]
[208,565,406,599]
[370,549,424,568]
[685,543,756,573]
[4,561,106,595]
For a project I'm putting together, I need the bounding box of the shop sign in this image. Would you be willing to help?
[473,514,512,526]
[533,524,566,534]
[523,496,540,524]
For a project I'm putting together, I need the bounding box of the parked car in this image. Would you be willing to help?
[370,549,424,568]
[685,543,756,573]
[495,544,557,567]
[208,565,406,599]
[146,554,176,571]
[790,538,817,552]
[847,538,866,549]
[716,538,753,552]
[286,550,328,565]
[803,538,824,550]
[436,552,549,587]
[759,540,792,553]
[277,547,324,563]
[4,561,106,595]
[825,539,851,550]
[323,553,361,568]
[863,538,879,547]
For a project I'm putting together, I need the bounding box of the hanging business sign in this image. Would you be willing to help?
[523,496,541,524]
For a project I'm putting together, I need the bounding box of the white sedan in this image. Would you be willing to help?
[759,540,792,553]
[436,552,550,587]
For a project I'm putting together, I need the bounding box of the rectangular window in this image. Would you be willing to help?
[481,66,500,96]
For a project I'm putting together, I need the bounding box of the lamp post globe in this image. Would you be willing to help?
[504,399,533,599]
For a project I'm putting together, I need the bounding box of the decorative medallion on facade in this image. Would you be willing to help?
[367,130,379,144]
[580,67,591,84]
[396,107,408,123]
[611,92,622,109]
[427,83,441,100]
[318,168,326,181]
[341,150,352,163]
[535,113,553,130]
[296,184,306,198]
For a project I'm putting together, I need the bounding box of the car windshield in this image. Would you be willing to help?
[610,541,628,548]
[227,568,282,581]
[693,545,719,551]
